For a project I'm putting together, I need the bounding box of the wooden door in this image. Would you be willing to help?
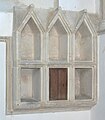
[49,68,67,100]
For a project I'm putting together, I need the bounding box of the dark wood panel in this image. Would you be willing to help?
[49,68,67,100]
[58,68,67,100]
[49,68,58,100]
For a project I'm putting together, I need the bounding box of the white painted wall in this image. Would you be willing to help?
[0,12,13,36]
[60,0,96,13]
[20,0,96,13]
[0,42,6,120]
[6,111,90,120]
[91,35,105,120]
[0,0,96,13]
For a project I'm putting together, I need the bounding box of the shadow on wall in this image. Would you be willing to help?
[91,35,105,120]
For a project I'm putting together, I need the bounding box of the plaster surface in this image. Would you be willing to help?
[0,12,13,36]
[91,35,105,120]
[0,0,96,13]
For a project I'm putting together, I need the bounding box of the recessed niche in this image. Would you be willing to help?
[20,68,41,102]
[49,68,67,100]
[75,21,92,61]
[75,68,92,100]
[20,18,41,61]
[49,19,68,61]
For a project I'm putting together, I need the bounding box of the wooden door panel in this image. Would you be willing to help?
[58,69,67,100]
[49,68,58,100]
[49,68,67,100]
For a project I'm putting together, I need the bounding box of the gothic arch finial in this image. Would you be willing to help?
[28,4,34,11]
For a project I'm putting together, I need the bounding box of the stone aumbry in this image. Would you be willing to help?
[5,4,98,114]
